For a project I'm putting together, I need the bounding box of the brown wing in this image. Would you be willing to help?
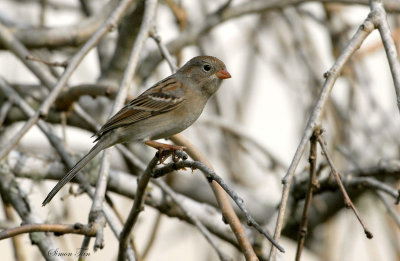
[94,76,184,139]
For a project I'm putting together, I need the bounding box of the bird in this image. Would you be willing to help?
[42,56,231,206]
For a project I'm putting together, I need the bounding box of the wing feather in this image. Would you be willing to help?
[95,76,185,138]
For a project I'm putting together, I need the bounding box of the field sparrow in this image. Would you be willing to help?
[42,56,231,206]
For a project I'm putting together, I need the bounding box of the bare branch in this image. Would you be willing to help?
[153,179,232,261]
[118,156,158,261]
[0,223,97,240]
[0,165,63,261]
[152,160,285,253]
[1,0,118,49]
[89,0,157,252]
[151,29,261,261]
[25,55,68,68]
[370,0,400,114]
[318,134,373,239]
[295,128,320,261]
[270,12,375,260]
[0,0,137,162]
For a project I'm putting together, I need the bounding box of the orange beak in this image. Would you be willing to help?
[215,69,231,79]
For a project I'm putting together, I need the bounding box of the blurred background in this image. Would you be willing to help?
[0,0,399,260]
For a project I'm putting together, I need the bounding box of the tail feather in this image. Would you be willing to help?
[42,140,108,206]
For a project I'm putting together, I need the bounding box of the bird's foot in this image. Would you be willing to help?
[145,140,186,163]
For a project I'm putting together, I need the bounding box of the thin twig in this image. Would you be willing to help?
[153,179,232,261]
[200,116,286,169]
[370,0,400,114]
[0,0,136,161]
[295,128,320,261]
[152,31,260,261]
[25,55,68,68]
[164,0,188,31]
[141,213,162,259]
[152,160,285,253]
[85,150,109,251]
[8,150,246,254]
[376,191,400,228]
[150,28,178,73]
[139,0,400,79]
[0,24,56,88]
[1,198,27,261]
[88,0,158,252]
[79,237,91,261]
[0,77,97,199]
[104,194,140,260]
[0,101,12,128]
[269,13,375,260]
[345,177,400,201]
[2,1,117,49]
[0,223,97,240]
[54,83,134,111]
[0,165,63,261]
[0,10,108,144]
[292,170,400,203]
[0,77,136,261]
[118,156,159,261]
[170,135,260,261]
[318,135,373,239]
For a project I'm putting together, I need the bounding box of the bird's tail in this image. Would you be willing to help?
[42,139,109,206]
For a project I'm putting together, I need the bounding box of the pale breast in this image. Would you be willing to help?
[117,96,207,142]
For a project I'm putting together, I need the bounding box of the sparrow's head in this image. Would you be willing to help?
[178,55,231,97]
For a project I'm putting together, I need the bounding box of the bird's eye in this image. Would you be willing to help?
[203,64,211,72]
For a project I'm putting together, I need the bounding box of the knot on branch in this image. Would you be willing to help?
[365,229,373,239]
[73,223,84,230]
[38,109,47,119]
[298,227,308,237]
[367,9,382,29]
[88,209,104,223]
[323,70,331,78]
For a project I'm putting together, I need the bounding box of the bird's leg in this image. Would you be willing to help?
[145,140,186,163]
